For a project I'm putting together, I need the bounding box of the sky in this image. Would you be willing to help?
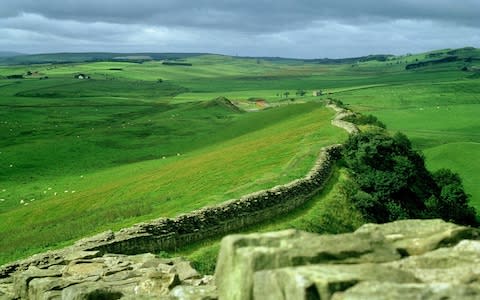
[0,0,479,58]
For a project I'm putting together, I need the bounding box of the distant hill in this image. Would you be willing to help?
[0,52,405,66]
[0,51,23,57]
[0,47,478,66]
[405,47,480,70]
[0,52,207,65]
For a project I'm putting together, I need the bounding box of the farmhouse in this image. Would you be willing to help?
[313,90,323,96]
[74,74,90,79]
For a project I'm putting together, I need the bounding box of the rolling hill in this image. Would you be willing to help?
[0,47,479,266]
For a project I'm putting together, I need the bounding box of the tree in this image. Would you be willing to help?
[296,89,306,96]
[432,169,477,224]
[343,131,477,225]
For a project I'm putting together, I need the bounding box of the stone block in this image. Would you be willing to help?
[215,229,400,300]
[253,264,418,300]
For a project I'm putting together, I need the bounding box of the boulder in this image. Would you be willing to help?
[170,285,217,300]
[331,282,480,300]
[215,229,400,300]
[61,282,124,300]
[384,240,480,284]
[355,219,480,256]
[13,266,63,299]
[0,278,14,300]
[4,251,213,300]
[253,264,418,300]
[173,260,201,281]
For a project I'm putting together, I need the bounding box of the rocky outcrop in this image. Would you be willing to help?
[215,219,480,300]
[1,219,479,299]
[0,253,215,300]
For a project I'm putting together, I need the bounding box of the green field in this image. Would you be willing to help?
[0,76,346,263]
[1,48,479,265]
[336,72,480,210]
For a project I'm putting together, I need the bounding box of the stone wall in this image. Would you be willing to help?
[0,103,353,279]
[76,143,342,255]
[215,219,480,300]
[326,103,359,135]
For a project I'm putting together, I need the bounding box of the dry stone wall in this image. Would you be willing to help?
[326,103,359,135]
[74,143,343,255]
[215,219,480,300]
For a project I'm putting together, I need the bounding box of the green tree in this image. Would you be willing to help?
[343,131,477,225]
[432,169,477,224]
[296,89,306,96]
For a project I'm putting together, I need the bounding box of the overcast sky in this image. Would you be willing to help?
[1,0,479,58]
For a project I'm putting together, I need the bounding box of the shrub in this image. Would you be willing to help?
[343,113,386,129]
[343,130,477,225]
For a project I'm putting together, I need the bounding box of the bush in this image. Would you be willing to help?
[343,130,477,225]
[343,113,386,129]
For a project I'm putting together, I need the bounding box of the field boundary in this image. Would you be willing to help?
[0,102,357,277]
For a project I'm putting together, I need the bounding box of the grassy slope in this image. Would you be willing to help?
[0,102,346,264]
[424,143,480,211]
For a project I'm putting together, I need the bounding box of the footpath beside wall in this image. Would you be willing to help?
[0,103,357,279]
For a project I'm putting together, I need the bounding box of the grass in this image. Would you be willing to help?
[1,47,479,266]
[0,101,345,264]
[424,143,480,212]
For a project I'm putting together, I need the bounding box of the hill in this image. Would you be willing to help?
[0,51,397,66]
[0,46,478,267]
[0,52,23,58]
[0,52,206,65]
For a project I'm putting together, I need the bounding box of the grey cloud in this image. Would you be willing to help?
[1,0,480,33]
[0,0,479,57]
[0,13,136,42]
